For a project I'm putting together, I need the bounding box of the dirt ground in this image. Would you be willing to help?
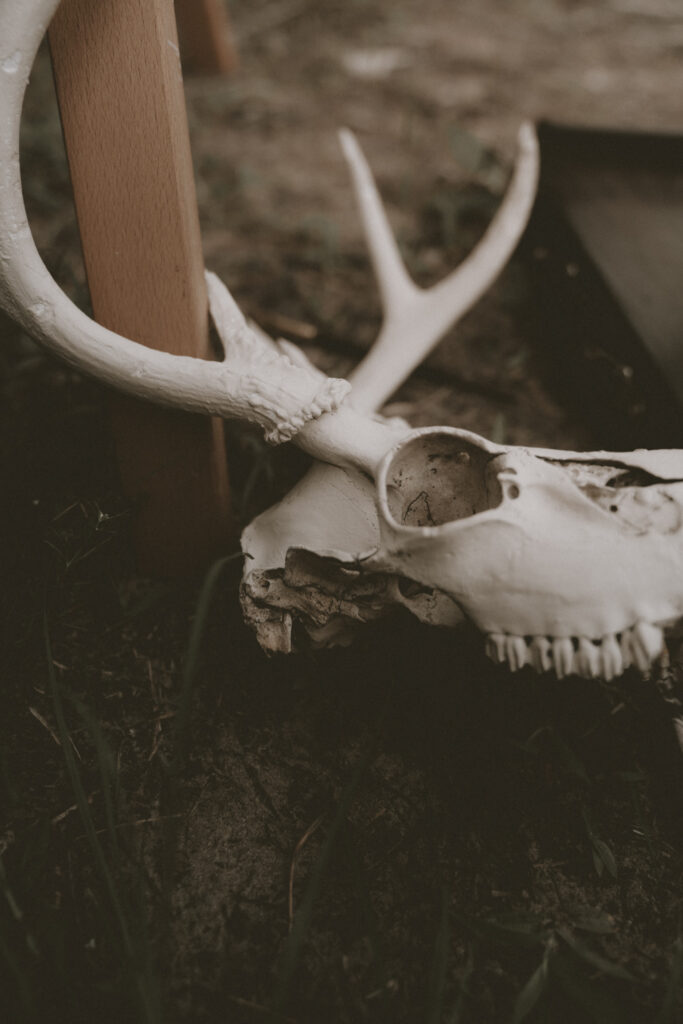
[1,1,683,1022]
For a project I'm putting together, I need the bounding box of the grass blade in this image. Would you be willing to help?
[44,613,160,1023]
[170,552,241,774]
[513,943,552,1023]
[426,886,450,1024]
[557,927,634,982]
[69,695,120,855]
[272,746,374,1014]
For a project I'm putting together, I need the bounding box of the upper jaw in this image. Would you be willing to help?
[370,426,683,677]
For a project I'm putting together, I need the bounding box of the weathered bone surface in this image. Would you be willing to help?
[0,0,534,472]
[241,426,683,680]
[3,0,683,689]
[0,0,351,447]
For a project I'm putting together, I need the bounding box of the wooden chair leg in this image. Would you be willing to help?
[49,0,233,577]
[174,0,238,76]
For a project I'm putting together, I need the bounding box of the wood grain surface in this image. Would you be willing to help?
[175,0,237,75]
[49,0,232,576]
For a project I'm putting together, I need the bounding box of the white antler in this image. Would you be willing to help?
[0,0,350,444]
[8,2,683,707]
[340,124,539,412]
[0,0,535,478]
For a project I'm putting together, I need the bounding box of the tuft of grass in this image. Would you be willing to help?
[458,910,641,1024]
[168,551,242,776]
[44,613,161,1024]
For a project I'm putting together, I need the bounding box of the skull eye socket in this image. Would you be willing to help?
[383,432,503,527]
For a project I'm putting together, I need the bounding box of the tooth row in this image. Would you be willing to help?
[485,621,663,681]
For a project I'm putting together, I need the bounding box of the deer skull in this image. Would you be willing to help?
[241,426,683,680]
[3,0,683,687]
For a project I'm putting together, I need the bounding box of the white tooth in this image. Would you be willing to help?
[529,636,552,674]
[600,634,623,681]
[485,633,507,664]
[486,624,663,679]
[506,635,529,672]
[619,630,634,671]
[575,637,601,679]
[552,637,575,679]
[631,622,664,672]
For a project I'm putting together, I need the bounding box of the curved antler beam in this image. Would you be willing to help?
[1,0,537,473]
[0,0,349,444]
[11,0,680,706]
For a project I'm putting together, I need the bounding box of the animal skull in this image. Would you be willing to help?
[242,426,682,681]
[3,0,683,689]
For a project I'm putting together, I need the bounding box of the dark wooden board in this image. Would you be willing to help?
[527,122,683,449]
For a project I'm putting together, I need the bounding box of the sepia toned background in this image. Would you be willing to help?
[1,1,682,1021]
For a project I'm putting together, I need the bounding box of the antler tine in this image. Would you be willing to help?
[340,123,540,413]
[0,0,351,449]
[338,129,420,316]
[0,0,536,473]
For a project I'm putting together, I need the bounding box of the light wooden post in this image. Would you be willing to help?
[174,0,238,76]
[49,0,232,576]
